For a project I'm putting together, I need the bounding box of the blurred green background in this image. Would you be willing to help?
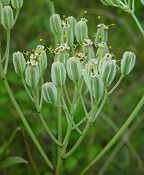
[0,0,144,175]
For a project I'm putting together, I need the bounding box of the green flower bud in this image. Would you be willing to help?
[42,82,57,104]
[121,51,136,76]
[37,51,47,74]
[54,44,70,64]
[25,64,40,88]
[67,16,77,35]
[99,58,117,87]
[81,81,88,95]
[66,57,82,83]
[82,39,95,63]
[50,14,62,36]
[87,74,104,101]
[94,24,108,48]
[0,0,10,6]
[1,5,14,30]
[11,0,23,9]
[96,42,109,61]
[51,61,66,87]
[76,18,88,43]
[13,51,26,75]
[61,24,74,46]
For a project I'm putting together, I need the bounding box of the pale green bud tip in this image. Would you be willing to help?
[1,5,14,30]
[0,0,10,6]
[25,64,40,88]
[66,57,82,83]
[42,82,57,104]
[51,61,66,87]
[121,51,136,76]
[50,14,62,36]
[11,0,23,9]
[13,51,26,75]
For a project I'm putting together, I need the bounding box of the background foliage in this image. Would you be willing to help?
[0,0,144,174]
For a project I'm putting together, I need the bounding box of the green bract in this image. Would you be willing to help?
[42,82,57,104]
[25,64,40,88]
[11,0,23,9]
[13,52,26,75]
[66,57,82,83]
[121,51,136,76]
[51,61,66,87]
[76,18,88,43]
[50,14,62,36]
[1,5,14,30]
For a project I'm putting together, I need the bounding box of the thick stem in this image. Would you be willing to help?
[80,95,144,175]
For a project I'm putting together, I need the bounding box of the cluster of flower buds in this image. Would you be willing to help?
[13,13,136,105]
[13,45,47,88]
[0,0,23,30]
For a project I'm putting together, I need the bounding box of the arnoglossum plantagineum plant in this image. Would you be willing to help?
[0,0,144,174]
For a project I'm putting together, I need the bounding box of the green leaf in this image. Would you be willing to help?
[0,156,28,169]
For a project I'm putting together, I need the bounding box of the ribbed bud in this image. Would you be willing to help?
[87,74,104,101]
[121,51,136,76]
[67,16,77,35]
[50,14,62,36]
[1,5,14,30]
[51,61,66,87]
[25,65,40,88]
[96,42,109,59]
[13,51,26,75]
[66,57,82,83]
[94,24,108,47]
[37,51,47,74]
[99,58,117,87]
[55,51,69,64]
[61,24,74,46]
[11,0,23,9]
[76,18,88,43]
[42,82,57,104]
[0,0,10,6]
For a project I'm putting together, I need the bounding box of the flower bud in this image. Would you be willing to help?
[81,81,88,95]
[55,51,69,64]
[87,74,104,101]
[42,82,57,104]
[76,18,88,43]
[67,16,77,35]
[98,58,117,87]
[96,42,108,58]
[11,0,23,9]
[1,5,14,30]
[0,0,10,6]
[51,61,66,87]
[13,51,26,75]
[50,14,62,36]
[94,24,108,48]
[66,57,82,83]
[121,51,136,76]
[25,64,40,88]
[61,24,74,46]
[37,51,47,74]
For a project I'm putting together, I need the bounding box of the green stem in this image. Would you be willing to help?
[0,76,54,172]
[32,90,62,147]
[4,30,10,75]
[130,12,144,37]
[80,95,144,175]
[64,84,71,106]
[108,75,124,95]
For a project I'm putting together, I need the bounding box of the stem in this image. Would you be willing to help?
[80,95,144,175]
[4,30,10,75]
[108,75,124,95]
[0,76,54,172]
[64,84,71,106]
[32,90,62,147]
[130,12,144,37]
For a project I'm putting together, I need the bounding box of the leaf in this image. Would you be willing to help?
[140,0,144,5]
[0,156,28,169]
